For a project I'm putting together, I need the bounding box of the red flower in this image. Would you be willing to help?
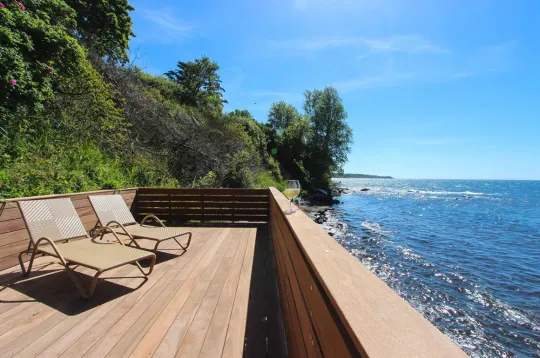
[45,67,53,73]
[17,1,23,10]
[9,79,16,86]
[0,4,6,8]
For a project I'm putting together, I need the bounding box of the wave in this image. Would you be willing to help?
[344,187,504,201]
[361,220,391,235]
[348,187,488,196]
[304,204,540,357]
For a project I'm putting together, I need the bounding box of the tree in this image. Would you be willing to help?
[0,0,84,113]
[65,0,135,63]
[268,101,302,132]
[165,56,227,113]
[303,87,353,189]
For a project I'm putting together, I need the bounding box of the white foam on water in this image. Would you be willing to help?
[345,186,499,198]
[361,220,391,235]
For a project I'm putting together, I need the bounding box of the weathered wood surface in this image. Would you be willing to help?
[269,187,467,358]
[0,226,282,357]
[0,189,137,272]
[137,188,270,223]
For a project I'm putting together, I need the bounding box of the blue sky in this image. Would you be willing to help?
[128,0,540,180]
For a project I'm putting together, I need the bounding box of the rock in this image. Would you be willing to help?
[360,188,370,192]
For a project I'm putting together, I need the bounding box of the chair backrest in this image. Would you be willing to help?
[19,198,89,244]
[88,195,137,227]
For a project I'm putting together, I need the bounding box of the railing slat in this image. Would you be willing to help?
[136,189,270,224]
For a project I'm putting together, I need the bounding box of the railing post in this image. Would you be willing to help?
[202,193,205,224]
[168,193,172,223]
[134,188,139,220]
[232,193,236,223]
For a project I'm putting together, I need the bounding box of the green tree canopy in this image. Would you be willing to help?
[268,101,303,132]
[165,56,227,113]
[0,0,83,112]
[304,87,353,188]
[65,0,135,63]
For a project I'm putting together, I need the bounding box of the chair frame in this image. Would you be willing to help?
[100,214,192,252]
[19,215,156,299]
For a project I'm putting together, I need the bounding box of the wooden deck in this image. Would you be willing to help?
[0,225,285,357]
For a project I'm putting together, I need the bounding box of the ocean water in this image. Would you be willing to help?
[320,179,540,357]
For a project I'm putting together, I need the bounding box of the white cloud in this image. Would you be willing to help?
[359,35,450,58]
[141,8,192,37]
[333,72,417,92]
[269,35,449,57]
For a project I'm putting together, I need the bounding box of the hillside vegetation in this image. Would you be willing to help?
[0,0,352,198]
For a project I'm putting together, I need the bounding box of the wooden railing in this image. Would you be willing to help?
[0,188,270,271]
[269,187,466,358]
[0,186,469,357]
[136,188,269,223]
[0,188,137,271]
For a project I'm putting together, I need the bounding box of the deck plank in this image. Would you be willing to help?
[149,229,237,358]
[100,228,233,358]
[77,228,226,358]
[0,226,284,358]
[4,265,136,358]
[197,229,251,358]
[222,228,257,358]
[178,227,250,357]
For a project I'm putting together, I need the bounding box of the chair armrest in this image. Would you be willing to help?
[141,214,166,228]
[96,226,126,246]
[105,220,134,237]
[33,237,67,265]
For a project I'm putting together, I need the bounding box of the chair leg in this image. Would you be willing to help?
[173,232,192,251]
[18,250,34,277]
[64,266,90,299]
[18,242,35,276]
[134,255,156,276]
[87,272,101,299]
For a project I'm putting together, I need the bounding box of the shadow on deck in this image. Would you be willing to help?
[0,225,287,357]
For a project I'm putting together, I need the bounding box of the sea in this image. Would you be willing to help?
[317,179,539,357]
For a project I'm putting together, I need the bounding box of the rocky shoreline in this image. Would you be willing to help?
[299,204,333,224]
[298,183,349,227]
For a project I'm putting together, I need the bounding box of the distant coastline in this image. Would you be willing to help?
[334,174,394,179]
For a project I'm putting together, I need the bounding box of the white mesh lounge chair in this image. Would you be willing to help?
[18,198,156,299]
[89,195,192,253]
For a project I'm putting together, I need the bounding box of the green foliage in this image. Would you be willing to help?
[268,101,303,132]
[191,171,218,188]
[254,171,284,191]
[0,0,83,112]
[0,0,351,199]
[65,0,134,63]
[267,86,353,191]
[165,56,227,114]
[1,143,149,198]
[222,151,255,188]
[304,87,352,166]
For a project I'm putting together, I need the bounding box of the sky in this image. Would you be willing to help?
[128,0,540,180]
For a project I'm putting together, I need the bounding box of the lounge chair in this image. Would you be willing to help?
[88,195,192,253]
[18,198,156,299]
